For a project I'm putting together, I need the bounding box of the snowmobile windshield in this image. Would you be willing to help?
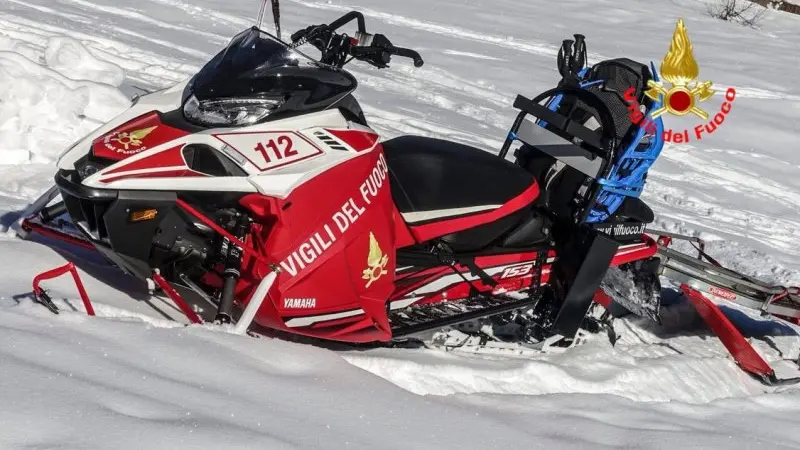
[189,27,323,97]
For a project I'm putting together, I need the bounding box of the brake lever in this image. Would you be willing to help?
[290,25,315,44]
[354,34,423,68]
[392,47,424,67]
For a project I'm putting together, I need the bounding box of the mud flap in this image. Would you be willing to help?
[550,226,619,339]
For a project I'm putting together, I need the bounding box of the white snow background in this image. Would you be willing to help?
[1,0,800,448]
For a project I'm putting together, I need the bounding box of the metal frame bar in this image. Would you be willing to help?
[652,231,800,321]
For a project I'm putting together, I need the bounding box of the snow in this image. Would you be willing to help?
[0,0,800,448]
[0,29,129,215]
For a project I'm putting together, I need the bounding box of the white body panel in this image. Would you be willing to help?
[56,84,381,199]
[57,80,189,171]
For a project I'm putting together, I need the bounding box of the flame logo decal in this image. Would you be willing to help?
[362,232,389,288]
[645,19,715,119]
[110,126,157,151]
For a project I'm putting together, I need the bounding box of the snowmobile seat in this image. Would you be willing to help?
[383,135,545,251]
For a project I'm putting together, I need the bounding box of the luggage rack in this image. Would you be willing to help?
[653,230,800,322]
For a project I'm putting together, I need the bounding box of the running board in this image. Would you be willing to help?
[390,294,537,338]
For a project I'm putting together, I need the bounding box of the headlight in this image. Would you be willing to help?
[78,161,101,179]
[183,95,284,126]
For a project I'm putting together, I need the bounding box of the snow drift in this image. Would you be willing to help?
[0,34,129,213]
[0,36,129,165]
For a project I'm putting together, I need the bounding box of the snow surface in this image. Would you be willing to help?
[1,0,800,448]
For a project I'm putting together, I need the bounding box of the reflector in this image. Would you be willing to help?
[130,209,158,222]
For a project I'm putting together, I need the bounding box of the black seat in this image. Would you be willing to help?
[383,135,544,251]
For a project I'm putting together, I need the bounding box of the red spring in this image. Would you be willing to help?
[151,272,204,325]
[32,262,95,316]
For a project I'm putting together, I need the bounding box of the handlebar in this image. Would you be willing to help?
[327,11,367,34]
[290,11,423,69]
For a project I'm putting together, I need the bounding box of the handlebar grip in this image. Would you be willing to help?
[290,24,325,44]
[349,46,375,58]
[290,29,308,43]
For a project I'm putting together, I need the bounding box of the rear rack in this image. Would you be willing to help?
[654,232,800,321]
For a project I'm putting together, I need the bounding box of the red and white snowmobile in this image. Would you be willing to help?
[14,11,799,383]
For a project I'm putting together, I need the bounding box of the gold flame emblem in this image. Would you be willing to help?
[645,19,715,119]
[110,126,157,150]
[362,232,389,288]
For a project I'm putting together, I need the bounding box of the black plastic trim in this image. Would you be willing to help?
[55,170,118,200]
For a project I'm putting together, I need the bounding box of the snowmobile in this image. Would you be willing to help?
[16,11,661,341]
[15,11,800,383]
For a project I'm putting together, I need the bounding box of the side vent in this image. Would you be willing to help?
[313,130,349,151]
[182,144,247,177]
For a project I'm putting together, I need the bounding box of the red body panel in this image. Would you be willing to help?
[611,237,659,265]
[234,145,396,342]
[92,112,188,161]
[325,128,380,152]
[99,145,207,183]
[103,145,186,174]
